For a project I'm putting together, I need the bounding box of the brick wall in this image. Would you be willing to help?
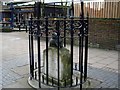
[88,19,120,50]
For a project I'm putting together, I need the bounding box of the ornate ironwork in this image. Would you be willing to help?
[28,1,89,89]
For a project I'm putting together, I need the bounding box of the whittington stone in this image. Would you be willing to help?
[42,32,71,86]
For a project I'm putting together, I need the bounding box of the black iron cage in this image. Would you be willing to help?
[28,1,89,90]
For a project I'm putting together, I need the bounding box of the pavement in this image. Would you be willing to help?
[0,31,119,89]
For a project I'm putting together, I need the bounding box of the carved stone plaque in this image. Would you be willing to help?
[42,47,71,85]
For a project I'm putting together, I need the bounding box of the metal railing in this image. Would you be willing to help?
[28,1,89,90]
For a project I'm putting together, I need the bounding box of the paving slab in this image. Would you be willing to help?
[11,65,29,76]
[96,57,117,65]
[90,62,106,69]
[88,57,105,64]
[106,61,118,70]
[3,78,31,88]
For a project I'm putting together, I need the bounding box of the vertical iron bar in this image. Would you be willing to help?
[37,2,41,19]
[84,13,89,80]
[70,16,74,86]
[34,2,36,18]
[27,13,29,19]
[52,78,54,86]
[56,20,60,89]
[37,20,41,88]
[30,16,34,78]
[23,16,25,28]
[29,19,32,79]
[43,0,45,17]
[76,77,78,85]
[80,1,84,90]
[78,22,82,71]
[72,0,74,16]
[80,24,83,90]
[75,63,77,70]
[35,62,37,69]
[45,17,49,84]
[42,75,44,83]
[64,80,66,87]
[35,71,37,80]
[64,17,66,47]
[54,3,55,17]
[37,2,41,88]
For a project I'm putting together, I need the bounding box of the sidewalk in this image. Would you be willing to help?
[0,32,119,89]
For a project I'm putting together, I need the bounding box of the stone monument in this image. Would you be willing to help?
[42,32,71,86]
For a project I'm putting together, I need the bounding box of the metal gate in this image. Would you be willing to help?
[28,1,89,89]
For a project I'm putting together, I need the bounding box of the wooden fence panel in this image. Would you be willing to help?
[118,1,120,18]
[74,1,120,18]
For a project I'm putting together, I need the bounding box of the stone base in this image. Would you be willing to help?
[42,74,71,86]
[28,77,52,88]
[28,77,39,88]
[28,78,101,88]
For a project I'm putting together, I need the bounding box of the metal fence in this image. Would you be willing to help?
[28,1,89,89]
